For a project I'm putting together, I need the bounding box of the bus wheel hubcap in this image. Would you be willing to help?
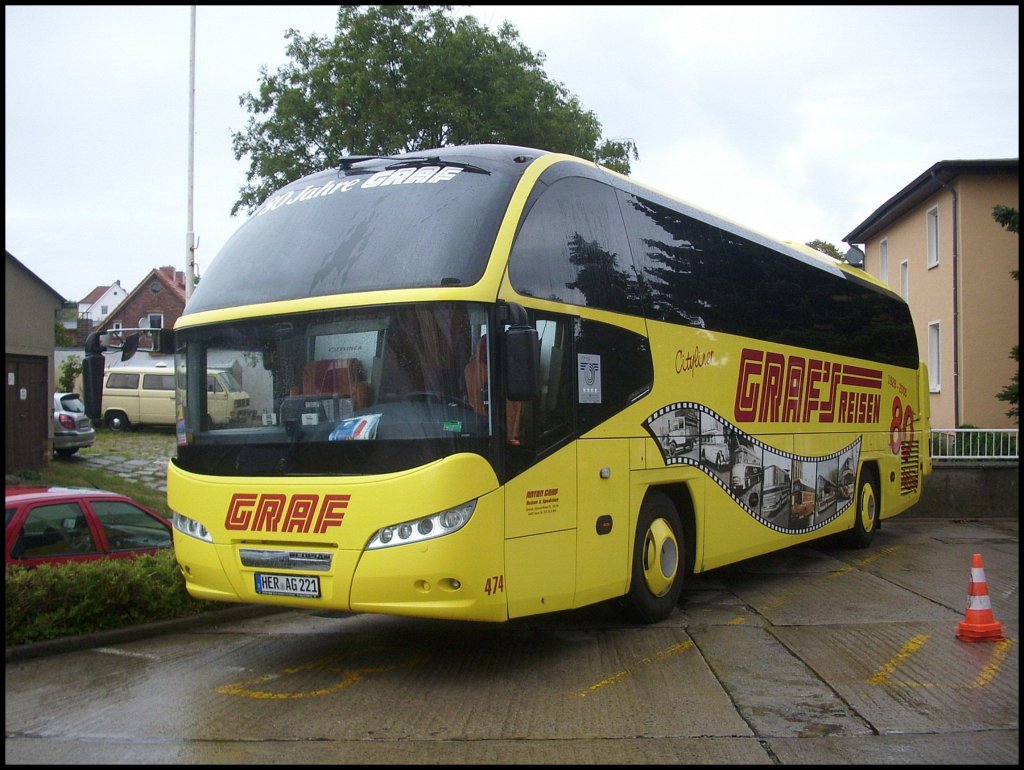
[861,486,876,531]
[642,518,679,597]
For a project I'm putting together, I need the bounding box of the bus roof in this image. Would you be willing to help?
[182,144,881,324]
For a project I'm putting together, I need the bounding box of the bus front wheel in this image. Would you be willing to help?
[626,491,685,623]
[843,468,879,549]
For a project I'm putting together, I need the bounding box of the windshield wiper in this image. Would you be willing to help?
[335,155,392,171]
[385,156,491,175]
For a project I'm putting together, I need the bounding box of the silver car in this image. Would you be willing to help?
[53,392,96,457]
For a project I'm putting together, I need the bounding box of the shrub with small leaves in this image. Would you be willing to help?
[5,550,220,647]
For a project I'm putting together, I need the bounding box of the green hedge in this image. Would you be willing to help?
[5,550,220,647]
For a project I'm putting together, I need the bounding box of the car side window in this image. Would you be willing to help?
[106,373,139,389]
[13,502,98,559]
[143,374,175,390]
[89,500,172,551]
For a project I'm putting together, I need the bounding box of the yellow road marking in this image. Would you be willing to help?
[867,633,933,687]
[973,638,1014,688]
[217,650,429,699]
[576,640,693,698]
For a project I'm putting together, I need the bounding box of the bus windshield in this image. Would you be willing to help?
[184,156,523,314]
[173,303,494,476]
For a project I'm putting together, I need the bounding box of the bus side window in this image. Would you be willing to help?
[507,315,574,478]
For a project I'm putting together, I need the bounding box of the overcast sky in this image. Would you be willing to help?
[5,5,1019,304]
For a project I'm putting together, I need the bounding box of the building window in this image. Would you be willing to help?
[100,305,108,315]
[900,260,909,301]
[148,313,164,330]
[926,206,940,269]
[879,239,888,284]
[928,321,941,392]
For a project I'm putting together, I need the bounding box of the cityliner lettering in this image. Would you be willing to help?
[734,347,882,425]
[676,346,714,376]
[224,493,350,534]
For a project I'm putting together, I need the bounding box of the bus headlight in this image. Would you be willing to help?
[367,500,477,550]
[173,511,214,543]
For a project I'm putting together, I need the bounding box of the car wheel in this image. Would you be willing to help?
[55,447,79,458]
[625,490,685,624]
[842,467,878,548]
[105,411,130,431]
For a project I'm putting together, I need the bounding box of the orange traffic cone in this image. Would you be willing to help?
[956,553,1005,642]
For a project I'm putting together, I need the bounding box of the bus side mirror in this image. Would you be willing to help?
[505,324,541,402]
[82,332,106,420]
[121,332,140,361]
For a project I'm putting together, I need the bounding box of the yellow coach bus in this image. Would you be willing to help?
[146,145,930,623]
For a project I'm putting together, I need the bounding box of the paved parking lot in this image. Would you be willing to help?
[6,430,1018,763]
[6,514,1017,764]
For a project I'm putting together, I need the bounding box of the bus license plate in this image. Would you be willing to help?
[255,573,321,598]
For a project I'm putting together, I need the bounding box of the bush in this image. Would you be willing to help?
[5,550,220,647]
[58,354,83,393]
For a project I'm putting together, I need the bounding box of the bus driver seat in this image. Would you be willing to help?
[464,336,522,444]
[302,358,370,409]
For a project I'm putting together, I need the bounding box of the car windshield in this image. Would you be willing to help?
[173,302,494,477]
[57,394,86,413]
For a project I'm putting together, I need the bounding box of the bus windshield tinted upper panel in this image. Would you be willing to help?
[185,148,532,314]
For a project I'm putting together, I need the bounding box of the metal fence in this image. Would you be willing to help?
[929,428,1019,461]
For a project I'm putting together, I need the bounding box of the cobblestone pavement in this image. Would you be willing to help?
[72,430,176,494]
[75,452,172,493]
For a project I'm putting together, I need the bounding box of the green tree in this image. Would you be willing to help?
[805,239,845,260]
[54,321,74,347]
[58,355,82,393]
[230,5,638,215]
[993,204,1018,422]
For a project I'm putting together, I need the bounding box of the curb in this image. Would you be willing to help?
[5,604,285,663]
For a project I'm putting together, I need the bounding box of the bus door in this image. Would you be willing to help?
[502,315,578,618]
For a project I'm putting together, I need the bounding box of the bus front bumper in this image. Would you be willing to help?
[172,494,509,622]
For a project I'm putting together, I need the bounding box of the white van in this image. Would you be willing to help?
[101,362,254,430]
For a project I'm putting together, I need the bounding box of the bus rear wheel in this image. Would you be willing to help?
[626,491,685,623]
[843,468,878,549]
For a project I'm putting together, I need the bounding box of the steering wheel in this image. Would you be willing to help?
[405,391,475,410]
[404,391,446,404]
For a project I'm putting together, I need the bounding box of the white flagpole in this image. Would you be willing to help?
[185,5,196,301]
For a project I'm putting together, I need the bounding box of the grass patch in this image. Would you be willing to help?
[7,427,175,518]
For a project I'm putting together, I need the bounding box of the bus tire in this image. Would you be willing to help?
[626,491,685,623]
[105,411,130,431]
[843,467,879,549]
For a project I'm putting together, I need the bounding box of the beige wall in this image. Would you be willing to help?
[957,175,1018,428]
[861,173,1018,428]
[5,257,62,459]
[5,258,60,365]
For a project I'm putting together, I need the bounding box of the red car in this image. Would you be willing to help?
[5,486,172,567]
